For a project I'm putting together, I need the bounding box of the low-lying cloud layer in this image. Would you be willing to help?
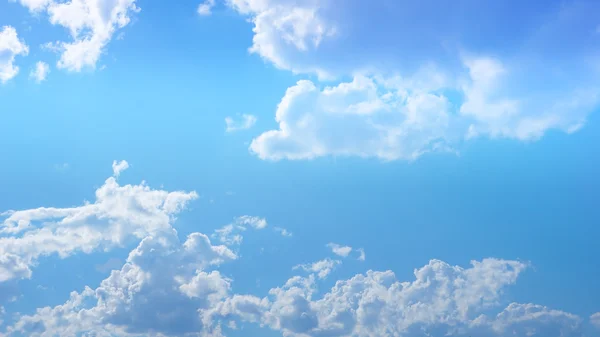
[1,162,598,336]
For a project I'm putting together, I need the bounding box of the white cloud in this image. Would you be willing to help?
[29,61,50,83]
[232,0,600,160]
[250,60,598,161]
[197,0,216,16]
[225,114,257,132]
[226,0,336,78]
[111,159,129,177]
[293,258,340,279]
[212,216,267,245]
[591,312,600,328]
[357,247,365,261]
[327,242,352,257]
[274,226,292,237]
[7,230,236,337]
[0,161,198,283]
[14,0,140,72]
[203,258,586,337]
[0,26,29,83]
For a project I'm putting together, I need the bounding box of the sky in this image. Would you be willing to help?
[1,0,600,336]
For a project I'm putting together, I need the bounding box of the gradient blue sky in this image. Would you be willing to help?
[1,0,600,336]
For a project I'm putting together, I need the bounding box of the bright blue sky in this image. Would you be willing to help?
[1,0,600,336]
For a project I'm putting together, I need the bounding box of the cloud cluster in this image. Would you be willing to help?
[0,160,197,285]
[205,258,586,337]
[1,162,597,337]
[14,0,140,71]
[0,26,29,83]
[229,0,600,161]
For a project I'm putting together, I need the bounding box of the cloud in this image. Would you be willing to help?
[293,258,340,279]
[232,0,600,161]
[197,0,216,16]
[29,61,50,83]
[0,26,29,83]
[250,60,598,161]
[212,216,267,245]
[111,159,129,177]
[15,0,140,72]
[0,165,594,337]
[225,114,257,132]
[327,242,352,257]
[7,230,236,337]
[356,247,365,261]
[274,226,292,237]
[205,258,586,337]
[0,161,198,285]
[591,312,600,329]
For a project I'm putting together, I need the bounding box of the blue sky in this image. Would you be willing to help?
[1,0,600,336]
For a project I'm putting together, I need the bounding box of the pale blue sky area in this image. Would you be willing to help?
[1,1,600,336]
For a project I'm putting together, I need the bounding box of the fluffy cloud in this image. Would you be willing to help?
[327,243,352,257]
[225,114,257,132]
[0,161,198,285]
[293,258,340,279]
[205,258,587,337]
[250,60,598,160]
[0,26,29,83]
[198,0,216,16]
[232,0,600,161]
[15,0,140,72]
[7,230,236,337]
[29,61,50,83]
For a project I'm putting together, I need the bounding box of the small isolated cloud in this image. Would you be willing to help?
[111,160,129,177]
[274,227,292,237]
[235,215,267,229]
[29,61,49,83]
[293,258,340,279]
[225,114,257,132]
[0,26,29,83]
[327,242,352,257]
[591,312,600,328]
[212,216,268,245]
[197,0,215,16]
[357,247,365,261]
[53,163,69,172]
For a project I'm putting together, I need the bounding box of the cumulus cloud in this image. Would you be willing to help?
[14,0,140,72]
[0,26,29,83]
[29,61,50,83]
[327,242,352,257]
[0,161,198,284]
[111,159,129,177]
[293,258,340,279]
[204,258,587,337]
[197,0,216,16]
[0,164,594,337]
[250,61,598,161]
[6,230,236,337]
[231,0,600,161]
[225,114,257,132]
